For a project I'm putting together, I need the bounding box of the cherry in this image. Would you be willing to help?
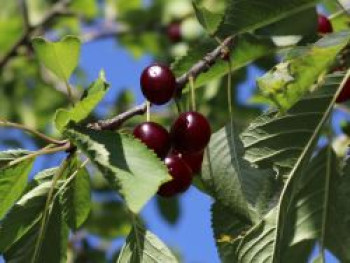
[158,154,193,197]
[336,78,350,103]
[173,150,204,174]
[133,122,171,159]
[140,64,176,105]
[167,22,182,43]
[317,14,333,34]
[171,112,211,154]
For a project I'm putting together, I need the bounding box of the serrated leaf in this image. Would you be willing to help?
[242,72,348,179]
[0,157,34,219]
[3,199,69,263]
[192,0,223,35]
[60,157,91,229]
[117,221,178,263]
[215,0,318,36]
[201,121,276,223]
[55,71,109,132]
[258,31,350,111]
[32,35,81,81]
[64,126,171,213]
[171,34,276,90]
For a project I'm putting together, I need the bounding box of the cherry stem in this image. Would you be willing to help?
[146,101,151,122]
[189,75,196,111]
[227,59,233,117]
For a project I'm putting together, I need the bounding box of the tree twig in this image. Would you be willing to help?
[0,120,67,145]
[88,35,235,130]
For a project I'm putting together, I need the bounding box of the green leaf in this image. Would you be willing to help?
[85,200,131,239]
[201,121,275,223]
[64,126,171,213]
[32,35,81,81]
[215,0,318,36]
[211,202,252,263]
[3,199,69,263]
[172,34,276,90]
[258,31,350,111]
[117,221,178,263]
[60,158,91,229]
[0,149,30,167]
[192,0,223,35]
[255,8,317,37]
[54,71,109,132]
[0,181,52,252]
[242,72,348,179]
[156,196,180,225]
[70,0,98,19]
[0,157,34,219]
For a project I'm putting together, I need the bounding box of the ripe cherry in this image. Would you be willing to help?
[173,150,204,174]
[158,154,193,197]
[171,112,211,154]
[167,22,182,43]
[317,14,333,34]
[140,64,176,105]
[133,122,171,159]
[336,78,350,103]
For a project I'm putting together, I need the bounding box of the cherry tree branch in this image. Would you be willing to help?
[88,36,235,130]
[0,0,72,70]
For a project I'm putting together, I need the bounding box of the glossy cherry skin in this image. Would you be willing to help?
[336,78,350,103]
[133,122,171,159]
[173,150,204,174]
[317,14,333,34]
[158,154,193,197]
[171,112,211,154]
[167,22,182,43]
[140,64,176,105]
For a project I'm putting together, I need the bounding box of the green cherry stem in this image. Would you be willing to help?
[189,75,196,111]
[146,100,151,122]
[227,58,233,117]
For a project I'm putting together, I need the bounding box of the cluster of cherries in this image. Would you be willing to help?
[133,64,211,197]
[318,14,350,103]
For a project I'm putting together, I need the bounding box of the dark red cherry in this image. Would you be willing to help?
[140,64,176,105]
[171,112,211,154]
[133,122,171,158]
[336,78,350,103]
[173,150,204,174]
[317,14,333,34]
[167,22,182,43]
[158,154,193,197]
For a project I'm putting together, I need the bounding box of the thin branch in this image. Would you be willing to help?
[0,120,67,145]
[88,35,235,130]
[0,0,71,69]
[19,0,31,31]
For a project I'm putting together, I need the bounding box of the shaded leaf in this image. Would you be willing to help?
[156,196,180,225]
[216,0,318,36]
[60,158,91,229]
[85,200,131,239]
[201,121,276,223]
[192,0,223,35]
